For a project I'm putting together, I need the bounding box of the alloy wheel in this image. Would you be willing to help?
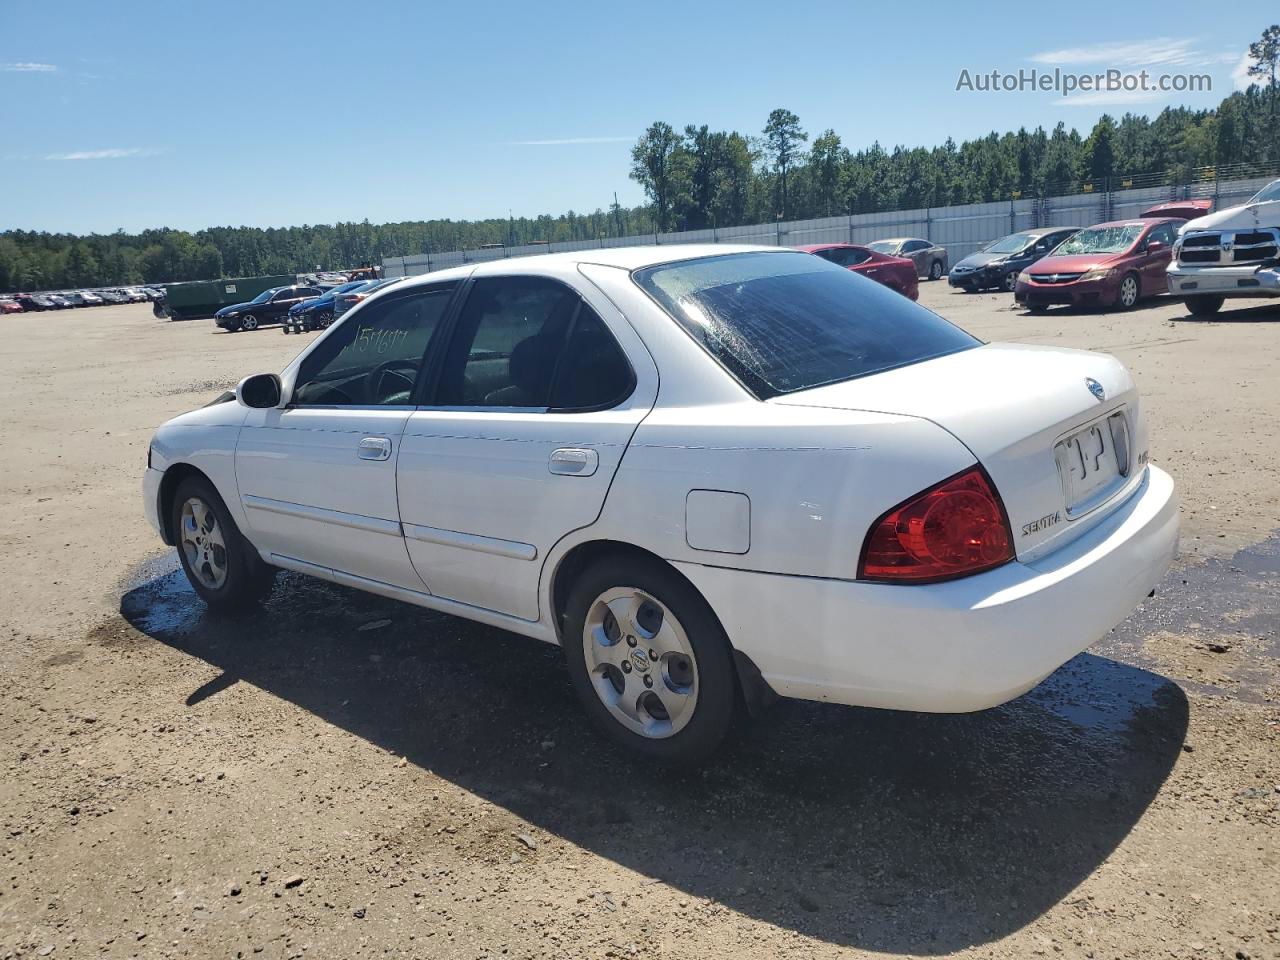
[1119,275,1138,308]
[179,497,228,589]
[582,587,699,739]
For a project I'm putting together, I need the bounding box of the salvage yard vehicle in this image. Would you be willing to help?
[214,284,323,332]
[283,280,373,334]
[1166,179,1280,316]
[331,276,405,319]
[143,245,1178,763]
[867,237,949,280]
[158,275,297,321]
[949,228,1079,292]
[1014,216,1184,312]
[795,243,919,300]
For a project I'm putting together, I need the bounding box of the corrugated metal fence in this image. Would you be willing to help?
[382,174,1276,278]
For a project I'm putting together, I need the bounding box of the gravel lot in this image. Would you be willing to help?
[1,285,1277,960]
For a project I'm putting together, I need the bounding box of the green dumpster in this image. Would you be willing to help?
[157,275,296,321]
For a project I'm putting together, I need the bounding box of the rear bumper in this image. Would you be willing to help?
[677,465,1178,713]
[1167,264,1280,298]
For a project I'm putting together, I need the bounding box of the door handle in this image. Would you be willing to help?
[549,447,598,477]
[357,436,392,461]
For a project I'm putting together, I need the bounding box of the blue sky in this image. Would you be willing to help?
[1,0,1273,234]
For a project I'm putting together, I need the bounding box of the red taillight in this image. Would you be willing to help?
[858,466,1014,583]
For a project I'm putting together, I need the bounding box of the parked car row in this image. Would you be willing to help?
[0,286,163,313]
[918,199,1217,314]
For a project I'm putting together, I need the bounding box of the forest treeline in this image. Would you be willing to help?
[3,25,1277,293]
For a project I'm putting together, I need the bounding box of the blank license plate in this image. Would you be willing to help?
[1055,412,1130,515]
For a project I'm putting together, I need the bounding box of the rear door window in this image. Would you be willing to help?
[434,276,635,410]
[633,251,979,399]
[436,277,579,407]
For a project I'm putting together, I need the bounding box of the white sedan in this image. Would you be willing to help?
[143,245,1179,763]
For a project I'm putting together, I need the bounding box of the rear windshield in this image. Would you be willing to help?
[633,251,980,399]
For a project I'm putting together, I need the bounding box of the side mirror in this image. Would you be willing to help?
[236,373,284,409]
[1147,240,1165,253]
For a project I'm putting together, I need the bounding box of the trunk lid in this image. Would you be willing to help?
[771,343,1147,560]
[1139,199,1212,221]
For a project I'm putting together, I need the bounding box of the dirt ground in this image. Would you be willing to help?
[0,285,1277,960]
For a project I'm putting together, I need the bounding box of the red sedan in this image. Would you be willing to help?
[796,243,919,300]
[1014,200,1210,313]
[1013,217,1184,312]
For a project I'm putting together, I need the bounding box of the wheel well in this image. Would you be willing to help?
[550,540,674,639]
[157,463,210,545]
[548,539,778,715]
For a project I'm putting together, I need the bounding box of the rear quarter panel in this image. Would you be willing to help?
[552,402,977,581]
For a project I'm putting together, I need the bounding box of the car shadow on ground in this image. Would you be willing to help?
[1013,298,1174,318]
[1168,302,1280,323]
[117,557,1187,955]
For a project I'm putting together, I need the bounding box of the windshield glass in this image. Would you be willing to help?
[250,288,280,304]
[1249,181,1280,204]
[1053,225,1143,256]
[983,233,1034,254]
[867,241,898,254]
[633,252,980,399]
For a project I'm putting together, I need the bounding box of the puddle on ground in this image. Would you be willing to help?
[1096,533,1280,704]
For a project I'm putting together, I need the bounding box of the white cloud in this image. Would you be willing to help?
[1053,89,1170,107]
[45,147,160,160]
[1029,37,1204,68]
[507,136,633,146]
[1231,51,1256,91]
[2,62,57,72]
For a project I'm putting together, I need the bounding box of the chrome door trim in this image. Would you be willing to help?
[243,494,402,537]
[402,522,537,561]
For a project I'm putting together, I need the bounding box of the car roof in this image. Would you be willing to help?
[393,243,789,288]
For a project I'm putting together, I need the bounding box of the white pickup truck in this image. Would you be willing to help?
[1167,179,1280,316]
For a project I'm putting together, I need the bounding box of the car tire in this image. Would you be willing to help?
[241,315,259,331]
[562,556,740,765]
[1116,272,1140,310]
[1185,295,1225,317]
[170,475,275,612]
[929,260,944,281]
[1002,272,1017,292]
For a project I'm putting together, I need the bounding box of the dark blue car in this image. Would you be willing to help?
[283,280,372,334]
